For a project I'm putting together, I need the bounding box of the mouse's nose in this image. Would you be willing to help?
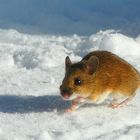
[60,86,72,99]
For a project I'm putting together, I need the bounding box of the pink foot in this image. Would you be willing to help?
[108,103,123,109]
[65,105,78,113]
[65,97,85,113]
[65,108,74,113]
[108,97,132,109]
[65,97,86,113]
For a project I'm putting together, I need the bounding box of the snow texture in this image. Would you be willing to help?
[0,29,140,140]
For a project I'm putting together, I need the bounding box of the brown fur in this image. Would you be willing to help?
[60,51,140,104]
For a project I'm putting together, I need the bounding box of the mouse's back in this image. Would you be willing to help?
[82,51,140,97]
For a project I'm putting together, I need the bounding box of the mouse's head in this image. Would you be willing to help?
[60,55,99,100]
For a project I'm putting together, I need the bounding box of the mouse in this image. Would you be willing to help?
[60,51,140,112]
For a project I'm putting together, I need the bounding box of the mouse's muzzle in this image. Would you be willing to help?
[60,86,72,100]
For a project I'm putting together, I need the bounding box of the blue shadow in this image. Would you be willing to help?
[0,95,71,113]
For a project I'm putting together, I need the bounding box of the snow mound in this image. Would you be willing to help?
[0,29,140,140]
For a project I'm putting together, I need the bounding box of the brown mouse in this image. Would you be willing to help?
[60,51,140,112]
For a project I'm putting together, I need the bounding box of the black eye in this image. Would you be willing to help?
[74,78,81,85]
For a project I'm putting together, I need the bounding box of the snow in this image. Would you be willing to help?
[0,29,140,140]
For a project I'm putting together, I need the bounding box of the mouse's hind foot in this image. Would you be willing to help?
[108,97,133,109]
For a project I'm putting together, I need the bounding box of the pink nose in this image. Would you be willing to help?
[63,92,70,99]
[60,87,72,99]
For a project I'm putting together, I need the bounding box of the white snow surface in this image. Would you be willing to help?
[0,29,140,140]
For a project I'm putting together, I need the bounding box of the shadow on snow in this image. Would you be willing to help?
[0,95,71,113]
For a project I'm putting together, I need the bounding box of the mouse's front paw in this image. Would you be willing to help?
[65,104,78,113]
[65,108,74,113]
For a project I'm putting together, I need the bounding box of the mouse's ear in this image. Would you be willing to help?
[65,56,72,70]
[86,56,99,75]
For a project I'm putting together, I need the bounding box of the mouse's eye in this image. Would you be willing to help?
[74,78,81,85]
